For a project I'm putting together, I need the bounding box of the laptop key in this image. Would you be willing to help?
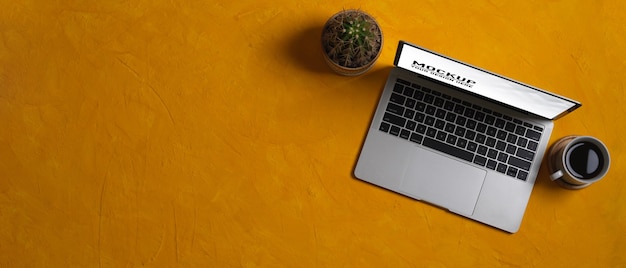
[527,140,538,151]
[466,119,477,130]
[467,142,478,152]
[416,124,427,134]
[496,130,507,140]
[383,112,406,127]
[496,163,507,173]
[486,159,497,170]
[426,127,437,138]
[425,105,436,115]
[435,108,446,119]
[496,141,506,151]
[508,156,531,171]
[485,137,496,147]
[425,116,435,126]
[436,131,447,141]
[403,87,415,97]
[525,129,541,141]
[497,152,508,162]
[476,123,487,133]
[455,126,466,137]
[515,125,526,135]
[405,98,417,109]
[434,97,444,107]
[507,166,518,177]
[517,170,529,181]
[465,130,476,140]
[414,91,424,101]
[506,144,517,154]
[517,137,528,147]
[390,125,401,136]
[446,134,457,145]
[435,119,446,130]
[505,122,516,132]
[390,93,406,105]
[454,103,465,114]
[379,122,390,132]
[507,133,517,144]
[445,123,455,133]
[445,112,456,122]
[456,138,468,149]
[484,115,495,125]
[415,113,425,123]
[415,102,426,112]
[474,155,487,166]
[495,118,505,128]
[404,109,416,120]
[477,145,488,156]
[516,147,535,161]
[386,102,405,116]
[423,137,474,162]
[444,101,455,111]
[424,94,434,104]
[455,116,467,126]
[406,120,417,131]
[393,83,404,93]
[410,132,423,144]
[474,111,485,122]
[476,134,486,144]
[400,129,411,139]
[464,108,476,118]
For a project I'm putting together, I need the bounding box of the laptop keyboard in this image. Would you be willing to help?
[379,78,544,181]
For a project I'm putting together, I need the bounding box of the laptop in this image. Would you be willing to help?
[354,41,581,233]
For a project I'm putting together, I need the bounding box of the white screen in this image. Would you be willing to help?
[395,43,580,119]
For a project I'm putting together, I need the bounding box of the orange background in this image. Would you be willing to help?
[1,0,625,266]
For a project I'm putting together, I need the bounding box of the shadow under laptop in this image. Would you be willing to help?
[347,65,393,171]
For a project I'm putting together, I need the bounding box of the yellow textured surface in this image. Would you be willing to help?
[1,0,625,266]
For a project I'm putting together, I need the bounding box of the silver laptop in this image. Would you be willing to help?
[354,41,581,233]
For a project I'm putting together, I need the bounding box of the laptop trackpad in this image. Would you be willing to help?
[400,148,486,216]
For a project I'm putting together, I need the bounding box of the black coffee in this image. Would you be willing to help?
[565,141,605,179]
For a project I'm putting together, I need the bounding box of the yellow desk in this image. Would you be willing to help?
[1,1,625,266]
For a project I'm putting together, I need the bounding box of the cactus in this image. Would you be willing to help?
[322,10,382,69]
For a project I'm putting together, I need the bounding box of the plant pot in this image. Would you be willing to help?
[321,10,383,76]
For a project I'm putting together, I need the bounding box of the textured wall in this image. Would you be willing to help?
[1,0,625,266]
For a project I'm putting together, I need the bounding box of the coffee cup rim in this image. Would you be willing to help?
[559,136,610,183]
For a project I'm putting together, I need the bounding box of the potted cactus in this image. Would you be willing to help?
[321,9,383,76]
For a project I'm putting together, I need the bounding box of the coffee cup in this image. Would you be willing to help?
[547,135,610,189]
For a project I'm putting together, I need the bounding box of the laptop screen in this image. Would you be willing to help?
[394,41,581,120]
